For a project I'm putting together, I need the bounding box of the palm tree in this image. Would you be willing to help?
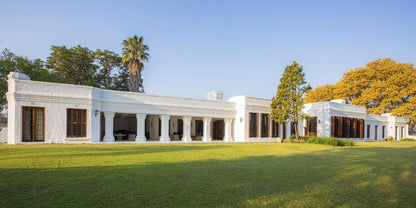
[122,35,149,92]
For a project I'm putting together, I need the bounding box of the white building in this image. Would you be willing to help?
[6,72,408,144]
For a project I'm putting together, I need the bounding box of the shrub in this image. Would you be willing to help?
[387,136,394,142]
[289,134,296,142]
[299,136,311,142]
[286,135,309,143]
[307,136,355,146]
[401,138,416,141]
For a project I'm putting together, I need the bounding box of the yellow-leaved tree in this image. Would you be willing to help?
[304,84,338,103]
[334,58,416,130]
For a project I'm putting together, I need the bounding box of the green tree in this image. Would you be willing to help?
[46,45,98,86]
[94,49,129,91]
[46,45,129,91]
[0,49,60,110]
[122,35,149,92]
[271,61,311,140]
[112,66,129,91]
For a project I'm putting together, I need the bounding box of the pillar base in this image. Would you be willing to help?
[202,137,212,142]
[103,136,115,142]
[224,137,233,142]
[160,137,170,143]
[183,136,192,142]
[135,136,146,143]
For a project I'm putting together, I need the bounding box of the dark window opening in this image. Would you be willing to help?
[249,113,258,137]
[307,117,318,136]
[261,114,269,137]
[195,120,203,136]
[271,120,280,138]
[331,116,364,138]
[382,126,385,139]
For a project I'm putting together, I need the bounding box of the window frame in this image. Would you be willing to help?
[249,113,258,138]
[307,117,318,136]
[271,120,280,138]
[331,116,364,138]
[66,108,87,138]
[22,106,45,142]
[261,114,270,138]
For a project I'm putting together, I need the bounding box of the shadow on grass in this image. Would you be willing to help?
[0,145,415,208]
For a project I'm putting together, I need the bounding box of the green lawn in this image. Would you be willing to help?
[0,142,415,208]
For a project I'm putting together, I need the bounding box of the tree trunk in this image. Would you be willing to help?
[128,71,140,92]
[295,122,299,140]
[128,61,142,92]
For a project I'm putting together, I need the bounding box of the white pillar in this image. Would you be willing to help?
[159,115,170,142]
[202,117,212,142]
[224,118,233,142]
[183,116,192,142]
[103,112,115,142]
[135,113,147,142]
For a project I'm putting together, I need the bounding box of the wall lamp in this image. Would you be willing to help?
[94,110,99,117]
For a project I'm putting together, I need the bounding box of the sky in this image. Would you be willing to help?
[1,0,415,100]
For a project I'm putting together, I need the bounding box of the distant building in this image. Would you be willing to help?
[6,72,408,144]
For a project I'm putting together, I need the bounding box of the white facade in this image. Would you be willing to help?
[6,72,408,144]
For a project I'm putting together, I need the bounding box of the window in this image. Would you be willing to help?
[271,120,280,138]
[67,109,87,137]
[331,116,364,138]
[382,126,385,139]
[22,107,45,142]
[261,114,269,137]
[367,125,371,139]
[249,113,258,137]
[307,117,317,136]
[375,125,378,140]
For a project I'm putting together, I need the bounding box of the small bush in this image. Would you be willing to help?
[387,136,394,142]
[401,138,416,141]
[286,135,309,143]
[300,136,311,142]
[307,136,355,146]
[289,135,296,142]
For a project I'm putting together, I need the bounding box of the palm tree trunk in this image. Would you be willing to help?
[128,61,141,92]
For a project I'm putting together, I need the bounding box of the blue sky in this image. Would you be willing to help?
[1,0,415,100]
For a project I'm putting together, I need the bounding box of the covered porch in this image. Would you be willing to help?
[100,112,233,143]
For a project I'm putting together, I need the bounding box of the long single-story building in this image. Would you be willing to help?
[6,72,408,144]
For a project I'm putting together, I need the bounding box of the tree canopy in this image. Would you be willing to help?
[335,58,416,130]
[122,35,149,92]
[304,84,337,103]
[46,45,129,90]
[271,61,311,140]
[0,47,129,111]
[307,58,416,132]
[0,49,60,110]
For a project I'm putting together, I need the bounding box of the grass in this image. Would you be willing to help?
[0,142,415,208]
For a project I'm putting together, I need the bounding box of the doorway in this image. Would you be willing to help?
[213,120,224,140]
